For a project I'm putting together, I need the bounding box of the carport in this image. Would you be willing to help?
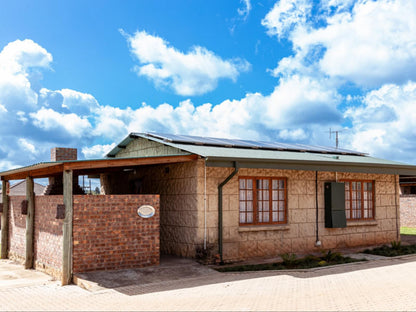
[0,153,197,285]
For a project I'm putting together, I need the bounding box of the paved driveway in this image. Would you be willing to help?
[1,255,416,311]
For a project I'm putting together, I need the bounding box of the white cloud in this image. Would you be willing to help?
[0,103,7,113]
[89,74,341,144]
[238,0,252,20]
[345,82,416,162]
[30,108,92,138]
[262,0,312,39]
[124,30,250,96]
[266,0,416,87]
[0,39,51,113]
[82,143,116,159]
[18,138,37,155]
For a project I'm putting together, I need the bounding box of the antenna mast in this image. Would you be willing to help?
[329,128,341,149]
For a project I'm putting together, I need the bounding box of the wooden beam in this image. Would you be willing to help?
[2,164,64,180]
[25,177,34,269]
[1,181,9,259]
[1,155,197,181]
[62,170,73,286]
[63,155,198,171]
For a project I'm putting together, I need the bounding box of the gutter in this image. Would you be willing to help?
[218,161,239,264]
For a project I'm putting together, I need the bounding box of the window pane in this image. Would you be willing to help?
[272,212,278,222]
[272,190,278,200]
[240,190,246,200]
[247,201,253,212]
[239,202,245,212]
[247,213,253,223]
[247,190,253,200]
[279,211,284,221]
[279,201,284,211]
[264,190,269,200]
[263,179,269,189]
[262,212,269,222]
[247,179,253,189]
[272,180,278,189]
[240,179,246,189]
[272,201,278,211]
[240,214,246,223]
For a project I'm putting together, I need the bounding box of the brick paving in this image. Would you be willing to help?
[1,255,416,311]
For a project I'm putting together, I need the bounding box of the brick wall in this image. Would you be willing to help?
[400,195,416,227]
[8,196,26,262]
[72,195,159,273]
[34,196,63,279]
[7,195,64,278]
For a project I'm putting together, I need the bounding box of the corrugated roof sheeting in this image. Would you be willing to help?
[118,133,416,175]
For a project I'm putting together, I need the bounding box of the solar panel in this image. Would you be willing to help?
[144,132,367,156]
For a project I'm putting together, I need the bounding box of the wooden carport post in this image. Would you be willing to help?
[62,170,73,285]
[1,180,9,259]
[25,177,35,269]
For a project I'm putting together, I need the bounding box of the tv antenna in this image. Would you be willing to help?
[329,128,342,149]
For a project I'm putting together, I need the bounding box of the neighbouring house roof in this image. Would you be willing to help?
[0,180,46,203]
[107,132,416,175]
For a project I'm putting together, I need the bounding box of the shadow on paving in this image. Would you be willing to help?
[74,253,416,297]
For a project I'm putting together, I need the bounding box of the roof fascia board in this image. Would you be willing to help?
[1,163,64,181]
[206,159,416,175]
[63,154,198,171]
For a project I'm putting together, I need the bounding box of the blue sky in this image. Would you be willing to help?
[1,0,416,171]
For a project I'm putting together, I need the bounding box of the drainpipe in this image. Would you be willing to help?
[315,171,321,247]
[218,161,239,264]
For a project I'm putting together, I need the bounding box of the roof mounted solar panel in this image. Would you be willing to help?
[143,132,368,156]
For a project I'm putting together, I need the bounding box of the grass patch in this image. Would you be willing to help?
[401,227,416,235]
[215,251,365,272]
[363,241,416,257]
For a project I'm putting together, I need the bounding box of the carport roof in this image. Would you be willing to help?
[0,154,198,181]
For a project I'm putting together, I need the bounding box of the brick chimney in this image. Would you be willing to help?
[45,147,83,195]
[51,147,77,162]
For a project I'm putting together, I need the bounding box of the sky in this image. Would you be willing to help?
[1,0,416,172]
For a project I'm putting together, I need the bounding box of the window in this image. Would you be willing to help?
[239,177,287,225]
[344,180,375,220]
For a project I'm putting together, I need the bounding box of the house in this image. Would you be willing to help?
[0,180,46,203]
[103,133,416,262]
[399,176,416,228]
[1,132,416,285]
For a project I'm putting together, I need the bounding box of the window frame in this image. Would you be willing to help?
[342,179,375,221]
[238,176,287,226]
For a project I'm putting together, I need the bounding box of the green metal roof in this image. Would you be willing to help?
[106,133,416,175]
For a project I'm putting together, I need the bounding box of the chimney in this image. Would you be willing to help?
[51,147,77,162]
